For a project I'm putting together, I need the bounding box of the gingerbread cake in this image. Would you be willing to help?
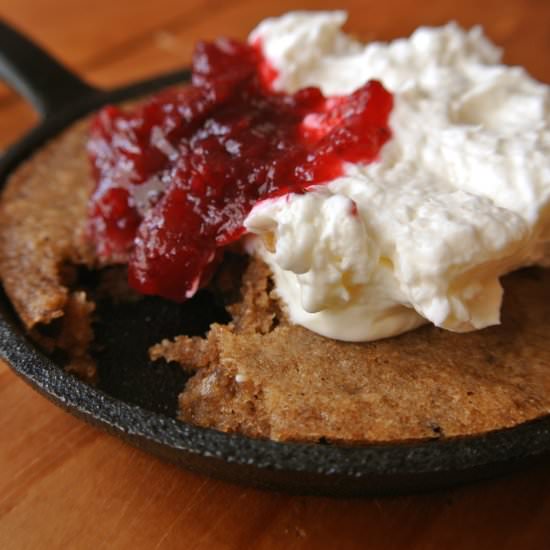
[0,116,550,443]
[1,13,550,444]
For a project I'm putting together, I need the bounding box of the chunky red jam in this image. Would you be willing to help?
[88,38,393,301]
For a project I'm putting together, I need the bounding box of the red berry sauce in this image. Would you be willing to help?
[87,38,393,301]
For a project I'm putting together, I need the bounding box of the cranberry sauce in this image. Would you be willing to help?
[88,38,393,301]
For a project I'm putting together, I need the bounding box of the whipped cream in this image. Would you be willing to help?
[244,11,550,342]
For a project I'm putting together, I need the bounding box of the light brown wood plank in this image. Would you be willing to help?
[0,0,240,147]
[3,0,546,151]
[0,100,37,150]
[0,0,230,103]
[89,0,550,87]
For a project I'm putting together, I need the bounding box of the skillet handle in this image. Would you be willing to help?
[0,19,99,118]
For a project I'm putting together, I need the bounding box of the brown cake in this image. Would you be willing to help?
[1,112,550,444]
[0,118,97,381]
[155,259,550,443]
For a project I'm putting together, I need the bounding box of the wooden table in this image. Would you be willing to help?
[1,0,550,547]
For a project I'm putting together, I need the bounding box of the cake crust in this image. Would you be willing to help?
[0,119,95,329]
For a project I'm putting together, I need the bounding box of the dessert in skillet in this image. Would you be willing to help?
[1,12,550,442]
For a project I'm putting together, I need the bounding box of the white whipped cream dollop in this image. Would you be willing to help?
[244,11,550,342]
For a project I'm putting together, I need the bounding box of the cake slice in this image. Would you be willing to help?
[149,257,550,443]
[0,118,97,381]
[1,84,549,444]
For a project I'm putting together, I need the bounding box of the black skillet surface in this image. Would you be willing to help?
[1,21,550,497]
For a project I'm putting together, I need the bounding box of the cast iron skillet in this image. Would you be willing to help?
[1,21,550,497]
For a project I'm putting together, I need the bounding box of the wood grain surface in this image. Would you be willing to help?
[1,0,550,548]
